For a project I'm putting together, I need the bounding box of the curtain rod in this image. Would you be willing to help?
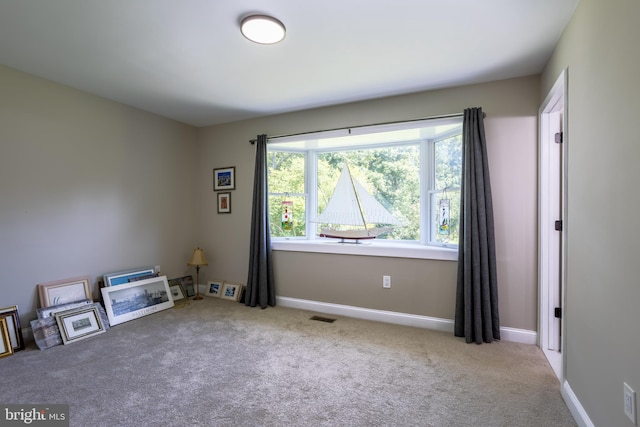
[248,112,483,144]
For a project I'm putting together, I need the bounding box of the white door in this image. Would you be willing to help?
[539,70,567,381]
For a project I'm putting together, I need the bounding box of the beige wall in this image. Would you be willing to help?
[0,65,199,324]
[541,0,640,425]
[198,76,540,331]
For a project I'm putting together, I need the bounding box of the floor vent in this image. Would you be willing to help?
[310,315,336,323]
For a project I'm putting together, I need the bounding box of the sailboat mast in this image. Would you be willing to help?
[345,163,369,233]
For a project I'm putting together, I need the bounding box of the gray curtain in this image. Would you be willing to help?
[245,134,276,308]
[454,108,500,344]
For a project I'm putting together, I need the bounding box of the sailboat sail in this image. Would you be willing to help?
[311,165,403,239]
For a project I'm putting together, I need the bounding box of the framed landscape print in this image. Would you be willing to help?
[103,266,157,287]
[55,305,106,345]
[38,276,92,308]
[101,275,174,326]
[213,166,235,191]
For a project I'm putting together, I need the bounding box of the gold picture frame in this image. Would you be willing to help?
[0,318,14,358]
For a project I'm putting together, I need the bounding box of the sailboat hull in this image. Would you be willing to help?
[319,227,392,241]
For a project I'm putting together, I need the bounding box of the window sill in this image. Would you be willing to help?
[271,239,458,261]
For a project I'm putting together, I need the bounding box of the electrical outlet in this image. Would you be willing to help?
[624,382,637,425]
[155,265,161,274]
[383,275,391,288]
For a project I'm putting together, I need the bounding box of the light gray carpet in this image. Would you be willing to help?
[0,298,576,427]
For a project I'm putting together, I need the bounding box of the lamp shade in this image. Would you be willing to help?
[187,247,208,266]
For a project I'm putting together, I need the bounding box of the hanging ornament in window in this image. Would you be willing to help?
[281,200,293,231]
[439,198,450,235]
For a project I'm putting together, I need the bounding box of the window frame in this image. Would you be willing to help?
[267,117,462,260]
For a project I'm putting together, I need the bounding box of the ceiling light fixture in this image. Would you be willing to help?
[241,15,286,44]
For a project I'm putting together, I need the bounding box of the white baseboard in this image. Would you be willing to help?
[562,380,594,427]
[276,296,537,344]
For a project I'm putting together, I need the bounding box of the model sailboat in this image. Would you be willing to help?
[311,164,403,242]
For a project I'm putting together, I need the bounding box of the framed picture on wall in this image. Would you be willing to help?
[217,192,231,214]
[213,166,235,191]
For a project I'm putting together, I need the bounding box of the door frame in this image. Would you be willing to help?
[538,69,568,381]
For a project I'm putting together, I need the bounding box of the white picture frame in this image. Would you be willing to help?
[220,282,242,301]
[169,283,185,301]
[206,281,223,297]
[101,275,174,326]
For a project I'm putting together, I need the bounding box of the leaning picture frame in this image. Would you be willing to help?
[0,318,14,358]
[213,166,235,191]
[0,306,25,352]
[55,305,106,344]
[206,281,223,297]
[217,192,231,213]
[169,283,185,301]
[38,276,92,308]
[103,266,157,287]
[101,275,174,326]
[37,299,92,319]
[220,282,242,301]
[169,276,194,298]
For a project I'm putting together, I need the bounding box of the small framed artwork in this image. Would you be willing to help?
[213,166,235,191]
[217,192,231,214]
[103,266,157,287]
[38,276,92,308]
[169,283,185,301]
[0,318,14,358]
[221,282,242,301]
[206,281,223,297]
[0,306,25,352]
[169,276,194,297]
[101,275,174,326]
[55,305,106,345]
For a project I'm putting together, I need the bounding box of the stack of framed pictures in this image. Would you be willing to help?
[168,276,195,300]
[31,299,110,350]
[0,306,25,355]
[205,280,245,302]
[101,267,174,326]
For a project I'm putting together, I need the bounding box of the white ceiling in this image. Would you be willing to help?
[0,1,579,127]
